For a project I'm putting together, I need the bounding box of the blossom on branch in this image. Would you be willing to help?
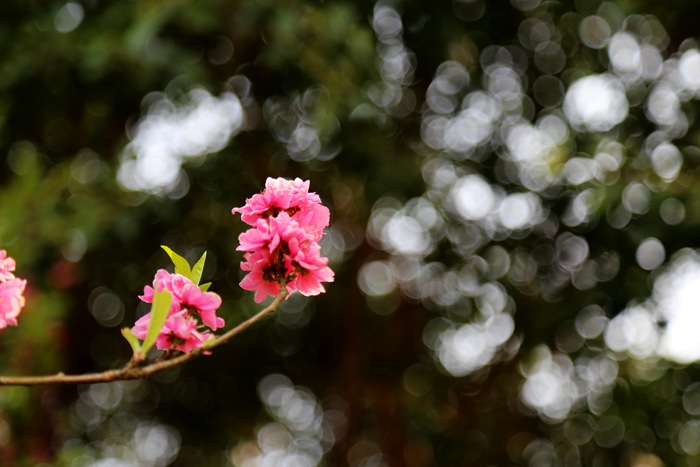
[233,177,330,241]
[0,278,26,330]
[132,269,223,353]
[0,250,16,282]
[0,250,26,331]
[233,178,334,303]
[134,309,211,354]
[156,311,212,353]
[139,269,225,330]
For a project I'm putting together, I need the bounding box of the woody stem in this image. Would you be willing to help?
[0,284,287,386]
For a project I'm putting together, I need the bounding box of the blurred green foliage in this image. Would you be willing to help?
[3,0,700,465]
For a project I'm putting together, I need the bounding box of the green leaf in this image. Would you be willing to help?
[138,290,172,359]
[190,251,207,285]
[199,282,212,292]
[161,245,191,278]
[121,327,141,357]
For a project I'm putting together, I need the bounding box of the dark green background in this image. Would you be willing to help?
[2,0,700,465]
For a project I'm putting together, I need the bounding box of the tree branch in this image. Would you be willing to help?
[0,285,288,386]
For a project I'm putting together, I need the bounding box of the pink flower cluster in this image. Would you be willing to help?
[132,270,224,353]
[0,250,26,331]
[233,177,334,303]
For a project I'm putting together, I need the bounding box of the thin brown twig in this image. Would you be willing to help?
[0,285,288,386]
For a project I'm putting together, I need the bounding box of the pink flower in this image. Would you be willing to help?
[237,212,310,255]
[0,250,16,282]
[286,239,334,297]
[131,312,153,340]
[138,269,224,331]
[155,311,211,353]
[132,309,213,354]
[0,278,26,330]
[0,250,26,331]
[131,268,224,354]
[239,249,283,303]
[180,281,224,330]
[234,178,334,302]
[139,269,176,306]
[157,312,210,353]
[238,213,334,302]
[232,177,330,238]
[236,219,276,253]
[292,203,330,241]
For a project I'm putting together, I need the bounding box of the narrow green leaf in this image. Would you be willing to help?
[138,290,172,359]
[161,245,191,278]
[121,327,141,356]
[191,251,207,285]
[199,282,212,292]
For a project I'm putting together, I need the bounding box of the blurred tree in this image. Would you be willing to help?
[3,0,700,465]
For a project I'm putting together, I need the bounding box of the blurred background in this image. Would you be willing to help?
[3,0,700,465]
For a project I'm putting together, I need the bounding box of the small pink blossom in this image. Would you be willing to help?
[234,178,334,302]
[155,311,210,353]
[236,219,275,253]
[237,212,310,255]
[131,312,153,340]
[132,308,213,354]
[237,213,334,302]
[139,269,176,306]
[132,267,224,354]
[180,281,224,330]
[0,250,16,282]
[286,239,334,297]
[239,249,282,303]
[156,312,210,353]
[292,203,330,241]
[0,278,26,330]
[0,250,25,331]
[138,269,224,331]
[232,177,330,238]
